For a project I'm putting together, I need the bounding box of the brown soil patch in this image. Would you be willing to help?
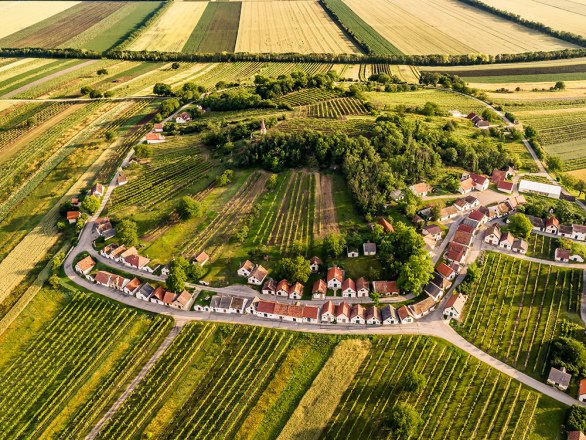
[315,173,339,238]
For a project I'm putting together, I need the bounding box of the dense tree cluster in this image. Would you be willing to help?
[519,195,586,224]
[254,71,338,99]
[550,337,586,376]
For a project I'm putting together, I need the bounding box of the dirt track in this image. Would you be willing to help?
[314,173,339,238]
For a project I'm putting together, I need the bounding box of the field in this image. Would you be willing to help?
[482,0,586,39]
[365,89,486,114]
[183,2,241,53]
[301,97,369,118]
[341,0,576,55]
[0,1,78,40]
[128,2,208,52]
[86,322,566,440]
[235,1,360,54]
[458,252,584,378]
[0,287,172,439]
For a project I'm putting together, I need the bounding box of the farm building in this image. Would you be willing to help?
[377,217,395,233]
[372,280,399,296]
[75,256,96,276]
[321,300,336,322]
[172,290,194,310]
[276,279,290,297]
[194,251,210,266]
[409,182,432,197]
[123,254,151,271]
[497,180,514,193]
[289,282,304,300]
[153,123,164,133]
[518,179,561,199]
[547,367,571,390]
[117,174,127,186]
[356,277,369,297]
[327,266,344,290]
[136,283,155,302]
[262,278,277,295]
[175,112,192,124]
[436,262,455,280]
[146,133,166,144]
[255,300,319,324]
[381,305,399,325]
[499,232,515,250]
[363,241,377,256]
[248,265,268,285]
[347,248,359,258]
[545,216,560,234]
[341,278,356,298]
[512,239,528,254]
[572,225,586,241]
[90,183,104,197]
[422,224,442,241]
[579,379,586,402]
[210,295,248,314]
[469,173,489,191]
[66,211,81,224]
[335,302,352,323]
[458,177,474,194]
[237,260,255,277]
[365,306,381,325]
[443,293,467,321]
[567,432,586,440]
[309,256,322,272]
[312,279,327,300]
[350,304,366,324]
[439,206,459,221]
[123,278,142,295]
[409,297,436,319]
[397,306,414,323]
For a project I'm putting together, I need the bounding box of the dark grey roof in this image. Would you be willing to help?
[380,305,397,321]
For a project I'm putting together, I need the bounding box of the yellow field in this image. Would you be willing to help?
[567,168,586,181]
[483,0,586,38]
[0,1,79,39]
[344,0,577,55]
[235,1,360,54]
[128,2,208,52]
[482,80,586,100]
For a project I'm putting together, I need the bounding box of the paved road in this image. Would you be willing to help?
[85,321,184,440]
[482,243,586,268]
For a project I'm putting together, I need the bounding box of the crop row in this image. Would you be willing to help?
[277,88,342,107]
[458,252,582,377]
[0,293,139,438]
[305,97,368,119]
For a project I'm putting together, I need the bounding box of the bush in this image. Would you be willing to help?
[402,371,426,393]
[550,337,586,376]
[384,403,422,437]
[567,405,586,432]
[82,195,100,215]
[177,196,202,220]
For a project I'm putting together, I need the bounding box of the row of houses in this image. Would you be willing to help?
[491,168,515,194]
[237,261,269,285]
[75,255,194,309]
[554,248,584,263]
[526,214,586,242]
[458,172,489,194]
[100,244,153,272]
[466,112,490,129]
[484,224,528,254]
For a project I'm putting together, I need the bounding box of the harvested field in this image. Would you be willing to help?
[235,1,360,54]
[343,0,576,54]
[313,173,339,238]
[567,168,586,181]
[0,1,78,40]
[0,2,125,49]
[127,2,208,52]
[483,0,586,38]
[183,2,241,53]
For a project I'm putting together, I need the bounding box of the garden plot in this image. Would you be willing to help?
[127,2,208,52]
[343,0,576,54]
[235,1,361,54]
[458,252,583,378]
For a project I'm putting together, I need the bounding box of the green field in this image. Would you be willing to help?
[365,89,486,114]
[90,322,566,440]
[182,2,241,53]
[458,252,583,379]
[0,287,172,439]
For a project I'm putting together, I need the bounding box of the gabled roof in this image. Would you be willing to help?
[175,290,192,307]
[459,178,474,192]
[548,366,571,387]
[436,262,454,278]
[409,297,436,316]
[321,300,335,315]
[195,251,209,263]
[485,224,501,239]
[380,305,397,321]
[546,216,560,228]
[146,133,165,141]
[257,299,276,314]
[125,277,141,292]
[470,172,488,185]
[410,182,432,194]
[366,306,381,321]
[378,217,395,233]
[573,224,586,233]
[152,286,166,301]
[263,278,277,291]
[289,282,304,296]
[497,180,514,192]
[163,291,176,304]
[327,266,344,282]
[464,195,479,205]
[95,271,112,285]
[76,255,96,273]
[310,256,322,265]
[453,230,473,247]
[249,265,268,280]
[335,301,351,318]
[356,277,369,291]
[372,280,399,294]
[423,224,442,236]
[567,431,586,440]
[445,293,466,313]
[120,247,138,259]
[513,238,528,251]
[67,211,81,220]
[492,169,506,183]
[468,210,485,222]
[125,254,150,268]
[555,247,571,260]
[239,260,254,271]
[276,279,290,292]
[312,279,327,294]
[363,241,377,253]
[580,378,586,396]
[342,278,356,291]
[350,304,365,320]
[457,223,475,234]
[398,305,412,321]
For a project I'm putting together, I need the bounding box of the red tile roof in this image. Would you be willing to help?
[327,266,343,282]
[76,256,96,273]
[579,378,586,396]
[335,301,351,318]
[289,282,304,296]
[257,300,276,314]
[312,279,326,294]
[497,181,514,192]
[468,210,485,222]
[470,172,487,185]
[436,262,454,278]
[195,251,209,263]
[310,256,322,265]
[342,278,355,292]
[125,277,141,292]
[152,286,166,301]
[453,231,473,247]
[457,224,475,234]
[66,211,81,220]
[372,280,399,294]
[546,216,560,228]
[398,306,411,321]
[175,290,192,307]
[356,277,369,291]
[321,300,335,315]
[378,217,395,233]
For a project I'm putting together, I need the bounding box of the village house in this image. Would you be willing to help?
[255,300,319,324]
[579,379,586,402]
[445,242,468,264]
[390,189,404,201]
[559,224,574,238]
[172,290,194,310]
[350,304,366,325]
[210,295,248,314]
[555,248,584,263]
[467,209,486,226]
[262,278,277,295]
[512,238,528,254]
[276,279,290,297]
[95,271,129,291]
[136,283,154,301]
[526,215,545,231]
[567,432,586,440]
[453,230,474,248]
[443,293,467,321]
[484,224,502,247]
[175,112,192,124]
[327,266,344,290]
[66,211,81,224]
[372,280,399,296]
[124,254,151,272]
[365,306,381,325]
[409,182,432,197]
[312,279,327,300]
[335,302,352,323]
[150,286,166,305]
[431,273,451,292]
[457,223,476,235]
[423,234,437,253]
[95,217,115,239]
[470,173,489,191]
[117,174,127,186]
[194,251,210,266]
[545,216,560,234]
[119,246,138,262]
[161,264,170,277]
[146,133,166,144]
[163,290,176,306]
[71,197,81,208]
[572,225,586,241]
[123,278,142,295]
[458,177,474,194]
[341,278,356,298]
[439,206,459,221]
[378,217,395,233]
[248,264,269,286]
[454,198,472,212]
[398,305,414,323]
[310,256,322,273]
[499,232,515,250]
[356,277,369,297]
[75,255,96,276]
[321,300,336,322]
[409,297,437,319]
[422,224,443,241]
[436,262,456,281]
[237,260,255,277]
[288,282,304,300]
[363,241,377,256]
[424,282,442,301]
[90,183,104,197]
[153,123,164,133]
[497,180,514,194]
[347,247,359,258]
[381,305,399,325]
[547,366,571,390]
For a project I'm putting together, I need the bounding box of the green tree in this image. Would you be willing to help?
[546,155,563,172]
[267,173,278,189]
[80,86,92,96]
[397,253,433,293]
[117,219,139,247]
[171,62,180,70]
[550,337,586,376]
[153,83,173,96]
[105,130,116,143]
[216,170,234,186]
[575,180,586,197]
[385,403,422,437]
[554,81,566,90]
[277,256,311,284]
[567,405,586,432]
[135,144,152,158]
[52,252,65,273]
[324,233,346,257]
[82,195,100,214]
[403,371,426,393]
[167,258,188,292]
[234,225,249,243]
[177,196,202,220]
[49,274,60,289]
[507,213,533,239]
[76,213,88,233]
[56,221,67,232]
[97,68,108,75]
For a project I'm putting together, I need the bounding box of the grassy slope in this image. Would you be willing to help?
[182,2,241,53]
